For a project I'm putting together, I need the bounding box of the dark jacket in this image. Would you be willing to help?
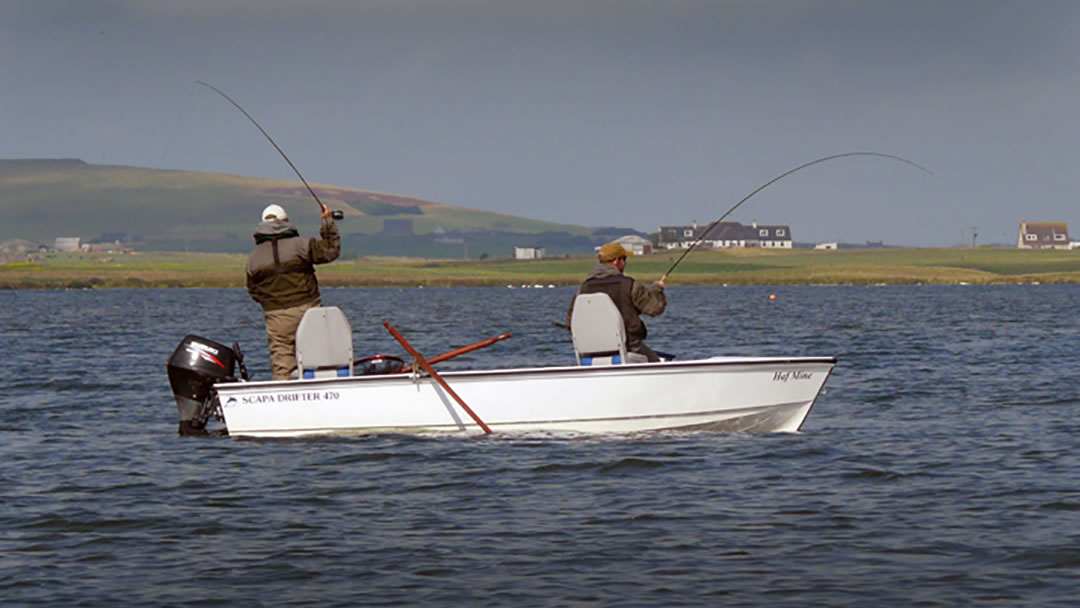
[566,263,666,348]
[246,219,340,311]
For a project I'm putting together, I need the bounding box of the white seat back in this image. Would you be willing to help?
[296,306,354,379]
[570,293,647,365]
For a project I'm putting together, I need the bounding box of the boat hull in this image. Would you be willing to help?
[214,357,836,438]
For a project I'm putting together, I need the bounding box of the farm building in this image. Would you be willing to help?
[514,246,545,260]
[595,234,653,256]
[54,237,81,252]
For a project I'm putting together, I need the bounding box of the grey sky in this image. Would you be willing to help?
[3,0,1078,245]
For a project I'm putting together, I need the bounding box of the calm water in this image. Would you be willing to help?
[2,285,1078,606]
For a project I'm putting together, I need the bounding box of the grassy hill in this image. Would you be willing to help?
[0,158,594,254]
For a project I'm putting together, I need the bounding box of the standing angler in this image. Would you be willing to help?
[567,241,667,362]
[246,203,340,380]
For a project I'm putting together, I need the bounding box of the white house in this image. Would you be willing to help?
[54,237,81,252]
[514,246,545,260]
[1017,221,1070,250]
[596,235,653,256]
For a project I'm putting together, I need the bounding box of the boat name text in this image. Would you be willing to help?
[230,391,341,405]
[772,370,813,382]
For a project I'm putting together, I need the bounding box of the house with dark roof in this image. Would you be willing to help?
[1017,221,1070,250]
[658,220,792,249]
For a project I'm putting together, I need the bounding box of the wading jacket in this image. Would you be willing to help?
[246,219,340,311]
[566,263,666,349]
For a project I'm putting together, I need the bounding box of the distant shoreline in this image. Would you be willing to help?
[2,248,1079,289]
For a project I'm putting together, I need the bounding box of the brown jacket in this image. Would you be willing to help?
[246,219,340,311]
[566,263,666,349]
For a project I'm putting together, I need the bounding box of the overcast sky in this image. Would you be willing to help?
[3,0,1078,246]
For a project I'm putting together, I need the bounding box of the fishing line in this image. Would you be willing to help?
[157,83,196,170]
[196,80,334,216]
[662,152,932,279]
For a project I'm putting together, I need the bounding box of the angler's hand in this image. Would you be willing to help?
[320,205,333,220]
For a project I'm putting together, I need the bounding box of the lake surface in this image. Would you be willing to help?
[2,285,1078,606]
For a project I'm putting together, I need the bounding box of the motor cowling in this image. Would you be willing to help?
[167,335,237,436]
[355,354,405,375]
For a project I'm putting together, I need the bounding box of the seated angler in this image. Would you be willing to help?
[566,241,667,362]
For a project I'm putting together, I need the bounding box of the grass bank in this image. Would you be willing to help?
[2,248,1079,289]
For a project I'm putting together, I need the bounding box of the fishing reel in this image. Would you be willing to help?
[331,210,344,221]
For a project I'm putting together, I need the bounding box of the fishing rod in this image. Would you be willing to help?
[661,152,932,280]
[196,80,343,221]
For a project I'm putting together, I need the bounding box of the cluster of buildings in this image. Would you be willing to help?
[6,220,1075,264]
[513,218,796,260]
[511,219,1077,260]
[526,220,791,261]
[0,236,135,262]
[53,237,134,254]
[0,238,48,262]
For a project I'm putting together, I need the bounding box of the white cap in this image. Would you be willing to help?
[261,204,288,221]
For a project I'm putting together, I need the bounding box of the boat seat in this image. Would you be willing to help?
[570,293,649,366]
[295,306,354,379]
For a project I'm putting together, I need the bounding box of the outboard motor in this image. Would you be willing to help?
[166,335,238,436]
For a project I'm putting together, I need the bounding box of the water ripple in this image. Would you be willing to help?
[1,286,1079,606]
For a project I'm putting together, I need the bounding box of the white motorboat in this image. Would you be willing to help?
[213,356,834,437]
[166,304,835,438]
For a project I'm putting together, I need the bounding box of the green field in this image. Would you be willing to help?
[3,247,1078,289]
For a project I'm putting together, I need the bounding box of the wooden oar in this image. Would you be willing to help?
[384,321,493,434]
[393,332,511,372]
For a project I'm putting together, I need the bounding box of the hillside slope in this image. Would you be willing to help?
[0,159,594,254]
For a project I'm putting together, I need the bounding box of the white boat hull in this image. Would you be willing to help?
[214,356,836,438]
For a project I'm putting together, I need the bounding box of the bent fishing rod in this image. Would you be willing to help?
[196,80,343,220]
[661,152,932,280]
